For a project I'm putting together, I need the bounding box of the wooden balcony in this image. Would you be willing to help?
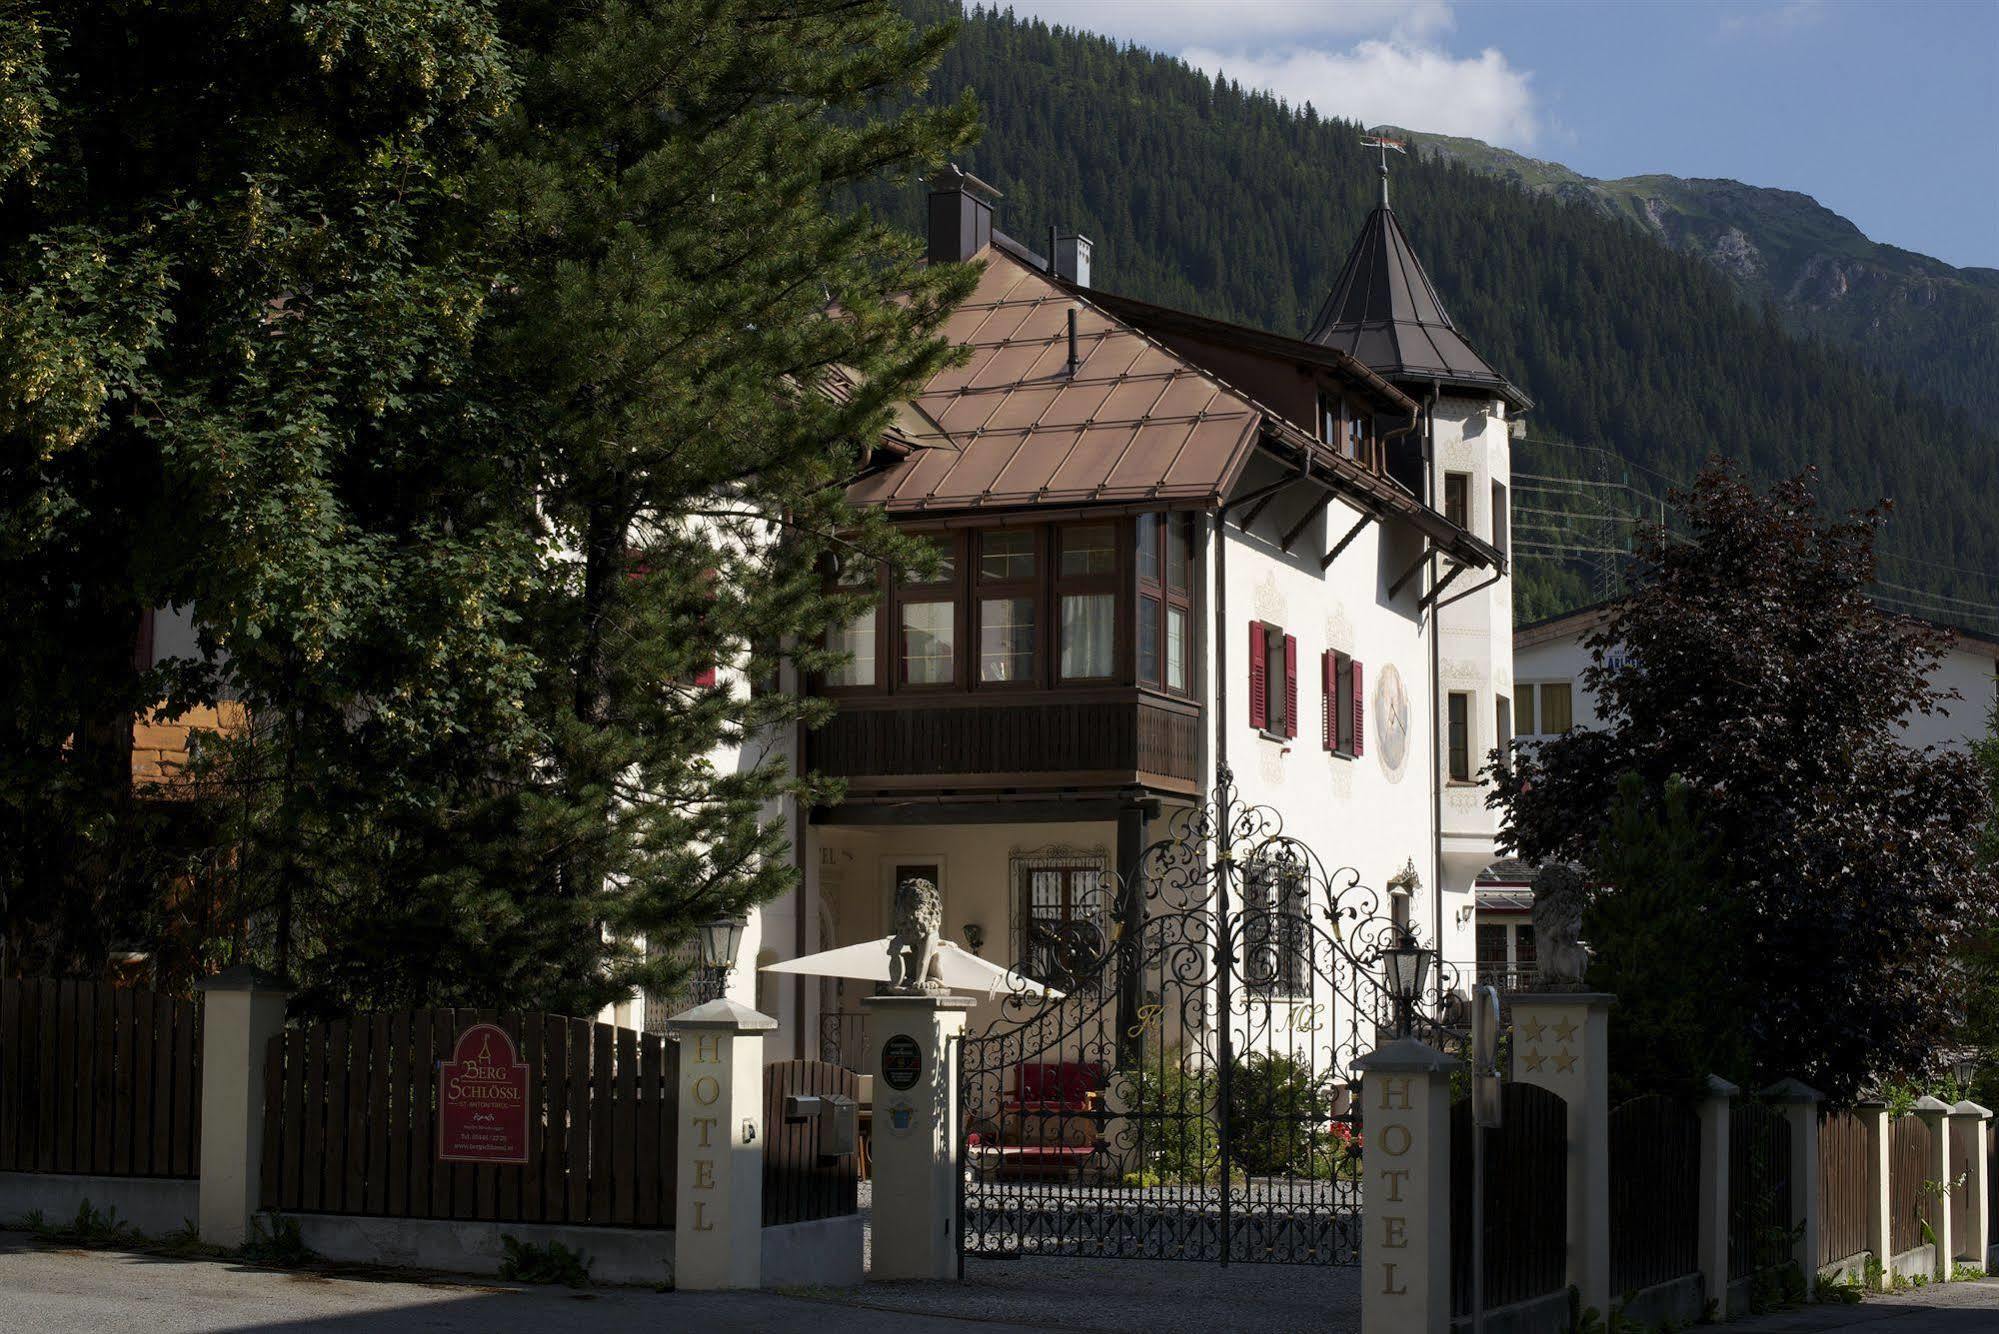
[807,690,1201,796]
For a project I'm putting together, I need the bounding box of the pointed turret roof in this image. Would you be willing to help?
[1306,182,1529,409]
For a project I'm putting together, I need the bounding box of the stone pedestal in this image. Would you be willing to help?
[1949,1101,1991,1269]
[862,993,974,1281]
[668,998,776,1290]
[1762,1079,1822,1296]
[1858,1101,1892,1289]
[1510,992,1613,1317]
[1912,1095,1953,1278]
[196,966,290,1247]
[1698,1076,1737,1319]
[1355,1036,1458,1334]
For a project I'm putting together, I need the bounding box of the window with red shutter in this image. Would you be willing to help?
[1283,635,1298,739]
[1248,620,1267,731]
[1321,651,1335,751]
[1352,659,1366,757]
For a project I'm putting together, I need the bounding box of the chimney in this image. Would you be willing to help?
[926,165,999,264]
[1052,229,1094,287]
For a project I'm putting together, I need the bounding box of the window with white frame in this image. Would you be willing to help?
[1244,855,1311,997]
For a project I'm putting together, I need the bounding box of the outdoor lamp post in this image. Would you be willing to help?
[696,916,746,1002]
[1953,1051,1979,1090]
[1382,930,1433,1038]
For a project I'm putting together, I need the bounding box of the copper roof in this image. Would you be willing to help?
[846,250,1264,513]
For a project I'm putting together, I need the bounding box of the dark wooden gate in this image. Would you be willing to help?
[1729,1101,1793,1280]
[1607,1093,1701,1293]
[0,980,202,1178]
[1888,1114,1934,1257]
[1817,1111,1871,1268]
[260,1007,676,1226]
[762,1060,861,1225]
[1451,1082,1568,1316]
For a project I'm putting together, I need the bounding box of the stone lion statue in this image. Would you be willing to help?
[1531,862,1593,989]
[886,875,946,994]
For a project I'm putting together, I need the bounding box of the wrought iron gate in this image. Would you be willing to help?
[956,768,1458,1267]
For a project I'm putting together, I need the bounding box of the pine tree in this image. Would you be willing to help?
[473,0,979,1010]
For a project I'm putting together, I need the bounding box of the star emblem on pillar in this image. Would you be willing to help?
[1524,1047,1545,1072]
[1521,1016,1546,1044]
[1553,1017,1577,1044]
[1554,1048,1577,1074]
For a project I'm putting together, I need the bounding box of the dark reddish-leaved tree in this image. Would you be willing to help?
[1490,463,1994,1103]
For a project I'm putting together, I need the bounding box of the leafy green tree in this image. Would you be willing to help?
[1490,464,1995,1102]
[0,2,538,997]
[466,0,978,1010]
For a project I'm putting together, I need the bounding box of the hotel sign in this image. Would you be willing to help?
[438,1022,531,1164]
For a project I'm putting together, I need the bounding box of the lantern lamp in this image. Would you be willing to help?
[697,917,747,973]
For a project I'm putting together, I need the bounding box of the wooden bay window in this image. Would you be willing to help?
[976,529,1036,686]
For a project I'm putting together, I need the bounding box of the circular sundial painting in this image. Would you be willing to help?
[1374,663,1411,783]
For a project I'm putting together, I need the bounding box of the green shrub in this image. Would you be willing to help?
[498,1235,592,1287]
[241,1214,314,1267]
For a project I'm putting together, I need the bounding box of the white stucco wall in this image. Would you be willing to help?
[1514,619,1999,755]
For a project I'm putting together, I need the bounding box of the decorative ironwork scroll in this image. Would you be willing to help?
[957,766,1462,1268]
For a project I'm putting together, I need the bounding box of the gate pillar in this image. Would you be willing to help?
[1697,1076,1736,1319]
[1857,1100,1892,1289]
[1354,1036,1458,1334]
[862,993,974,1281]
[668,997,777,1290]
[1511,992,1613,1318]
[195,965,291,1247]
[1913,1095,1953,1278]
[1948,1101,1990,1270]
[1761,1079,1822,1296]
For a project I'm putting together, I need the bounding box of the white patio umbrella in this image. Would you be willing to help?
[760,936,1064,1000]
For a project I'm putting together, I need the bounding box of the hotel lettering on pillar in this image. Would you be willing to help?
[1375,1075,1415,1297]
[686,1029,725,1231]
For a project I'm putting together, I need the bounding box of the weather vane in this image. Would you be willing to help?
[1360,133,1406,207]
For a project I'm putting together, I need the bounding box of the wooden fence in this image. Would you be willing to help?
[1608,1093,1701,1293]
[1728,1101,1793,1281]
[1888,1114,1935,1257]
[0,980,202,1179]
[762,1060,862,1226]
[1449,1082,1568,1318]
[260,1008,677,1227]
[1818,1111,1871,1268]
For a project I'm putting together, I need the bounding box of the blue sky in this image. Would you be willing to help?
[1000,1,1999,269]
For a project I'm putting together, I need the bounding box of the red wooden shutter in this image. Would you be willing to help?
[694,664,718,688]
[1248,621,1267,731]
[1283,635,1298,739]
[1351,659,1366,757]
[1321,651,1335,751]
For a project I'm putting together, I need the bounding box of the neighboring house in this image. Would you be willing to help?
[734,166,1528,1063]
[1480,602,1999,974]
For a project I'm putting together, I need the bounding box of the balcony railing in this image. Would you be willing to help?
[807,690,1201,793]
[1449,961,1543,995]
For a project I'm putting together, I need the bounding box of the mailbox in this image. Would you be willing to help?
[784,1092,858,1158]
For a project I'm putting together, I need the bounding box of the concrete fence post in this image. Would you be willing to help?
[1948,1101,1990,1272]
[668,997,776,1290]
[1912,1095,1953,1279]
[1857,1100,1891,1289]
[1510,992,1614,1317]
[195,965,290,1247]
[1354,1036,1457,1334]
[1762,1079,1822,1298]
[1697,1075,1737,1320]
[861,993,974,1281]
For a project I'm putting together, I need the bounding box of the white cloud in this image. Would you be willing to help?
[1183,39,1542,149]
[996,0,1455,48]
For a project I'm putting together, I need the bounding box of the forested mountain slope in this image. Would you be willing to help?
[860,4,1999,624]
[1381,125,1999,419]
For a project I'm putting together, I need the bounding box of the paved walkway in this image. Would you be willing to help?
[0,1229,1360,1334]
[1726,1278,1999,1333]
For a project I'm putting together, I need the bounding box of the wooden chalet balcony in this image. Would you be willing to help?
[808,689,1202,795]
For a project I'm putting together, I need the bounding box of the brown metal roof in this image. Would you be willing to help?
[846,251,1263,513]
